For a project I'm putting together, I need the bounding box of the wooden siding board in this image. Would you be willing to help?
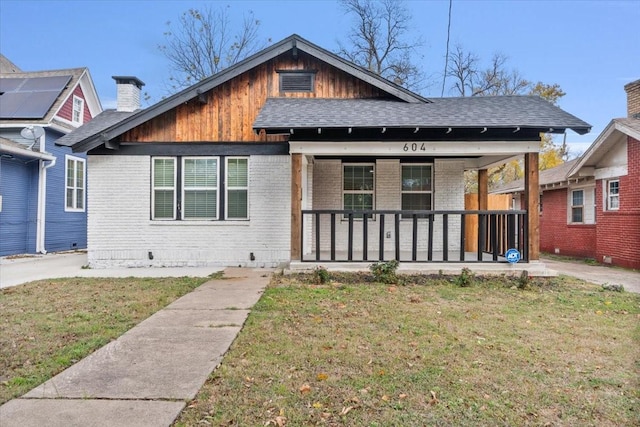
[119,51,387,143]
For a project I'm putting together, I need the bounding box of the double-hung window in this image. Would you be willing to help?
[226,157,249,219]
[343,164,374,218]
[65,155,85,211]
[401,164,432,218]
[182,157,218,219]
[152,156,248,220]
[152,157,177,219]
[72,96,84,124]
[570,189,584,223]
[606,179,619,210]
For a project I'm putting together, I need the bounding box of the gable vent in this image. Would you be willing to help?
[279,71,315,93]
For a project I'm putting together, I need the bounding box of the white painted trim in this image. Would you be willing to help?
[594,165,627,180]
[64,155,86,212]
[36,134,56,253]
[151,157,178,220]
[181,157,220,220]
[289,140,540,156]
[72,95,85,125]
[225,156,250,220]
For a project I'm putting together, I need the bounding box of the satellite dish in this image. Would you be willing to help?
[20,126,45,141]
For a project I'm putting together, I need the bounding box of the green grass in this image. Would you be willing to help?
[174,273,640,427]
[0,276,208,403]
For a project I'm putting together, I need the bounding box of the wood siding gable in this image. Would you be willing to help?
[121,51,397,143]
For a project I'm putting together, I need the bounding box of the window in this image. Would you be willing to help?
[182,157,218,219]
[152,157,177,219]
[571,189,584,223]
[72,96,84,124]
[152,156,248,221]
[343,164,374,217]
[401,164,432,217]
[226,157,249,219]
[607,180,619,210]
[65,156,85,211]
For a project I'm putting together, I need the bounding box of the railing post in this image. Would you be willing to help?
[315,212,320,261]
[427,214,434,261]
[412,214,418,261]
[300,212,305,262]
[348,213,354,261]
[443,213,449,261]
[459,213,466,261]
[330,213,336,261]
[491,214,498,261]
[395,213,400,261]
[477,213,485,261]
[363,212,368,261]
[379,214,385,261]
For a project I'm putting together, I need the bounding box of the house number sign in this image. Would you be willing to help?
[402,143,427,152]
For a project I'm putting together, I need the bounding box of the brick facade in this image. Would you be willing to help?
[594,136,640,269]
[539,188,596,258]
[87,155,291,268]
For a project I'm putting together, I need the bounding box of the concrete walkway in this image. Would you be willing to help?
[0,251,223,289]
[0,267,272,427]
[542,256,640,294]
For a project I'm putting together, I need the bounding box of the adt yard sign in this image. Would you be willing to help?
[505,248,521,264]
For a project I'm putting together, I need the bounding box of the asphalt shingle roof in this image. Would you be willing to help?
[492,158,580,194]
[56,109,136,148]
[253,96,592,134]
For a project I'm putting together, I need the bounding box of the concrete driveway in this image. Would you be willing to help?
[0,251,222,289]
[542,256,640,294]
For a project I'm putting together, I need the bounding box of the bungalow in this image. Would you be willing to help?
[0,55,102,256]
[56,34,590,273]
[493,79,639,270]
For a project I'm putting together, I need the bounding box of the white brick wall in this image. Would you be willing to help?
[87,155,291,268]
[309,158,466,259]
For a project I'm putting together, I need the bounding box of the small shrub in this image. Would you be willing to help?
[313,266,331,285]
[517,270,530,289]
[370,260,399,284]
[454,267,474,287]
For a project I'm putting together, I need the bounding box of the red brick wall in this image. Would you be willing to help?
[595,136,640,269]
[57,85,92,124]
[539,188,596,258]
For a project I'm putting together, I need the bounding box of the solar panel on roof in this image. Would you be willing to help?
[0,78,25,92]
[20,75,72,91]
[0,74,72,119]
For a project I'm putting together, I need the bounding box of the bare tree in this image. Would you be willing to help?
[446,45,530,97]
[159,5,266,91]
[338,0,424,90]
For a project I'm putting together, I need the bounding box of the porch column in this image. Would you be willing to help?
[524,152,540,260]
[291,153,302,260]
[478,169,488,210]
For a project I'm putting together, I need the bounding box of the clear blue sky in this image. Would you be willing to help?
[1,0,638,156]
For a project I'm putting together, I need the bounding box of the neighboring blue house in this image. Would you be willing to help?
[0,55,102,256]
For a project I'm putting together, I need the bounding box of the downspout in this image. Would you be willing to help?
[35,134,55,254]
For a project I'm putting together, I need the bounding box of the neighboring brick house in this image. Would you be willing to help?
[494,79,640,270]
[0,55,102,256]
[56,34,590,272]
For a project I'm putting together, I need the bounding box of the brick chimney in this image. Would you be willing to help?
[112,76,145,112]
[624,79,640,119]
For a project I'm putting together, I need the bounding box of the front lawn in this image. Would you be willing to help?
[0,276,208,403]
[175,272,640,426]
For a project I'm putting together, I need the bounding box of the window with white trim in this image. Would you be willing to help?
[606,179,619,210]
[401,164,432,218]
[72,96,84,124]
[343,164,374,217]
[65,156,85,211]
[570,189,584,223]
[152,156,248,221]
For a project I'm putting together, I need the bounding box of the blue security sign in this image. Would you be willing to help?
[505,248,521,264]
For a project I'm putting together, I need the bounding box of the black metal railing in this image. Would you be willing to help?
[300,209,528,263]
